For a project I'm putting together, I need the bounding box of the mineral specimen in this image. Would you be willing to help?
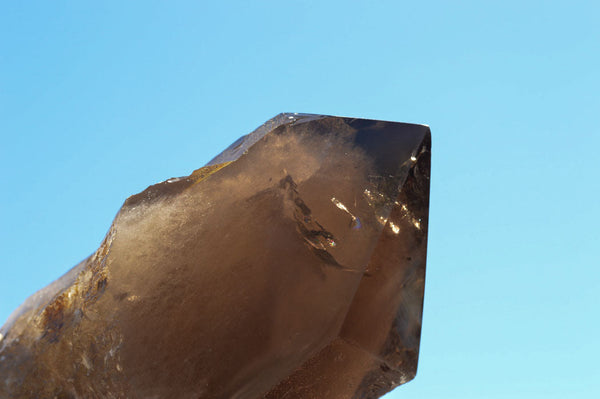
[0,113,431,399]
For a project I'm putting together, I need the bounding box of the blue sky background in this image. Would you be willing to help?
[1,1,599,397]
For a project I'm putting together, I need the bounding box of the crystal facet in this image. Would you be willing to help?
[0,113,431,398]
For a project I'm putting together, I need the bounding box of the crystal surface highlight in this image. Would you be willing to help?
[0,113,431,398]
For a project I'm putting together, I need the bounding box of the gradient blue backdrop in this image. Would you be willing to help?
[1,1,598,397]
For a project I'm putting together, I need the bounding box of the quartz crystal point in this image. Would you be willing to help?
[0,113,431,399]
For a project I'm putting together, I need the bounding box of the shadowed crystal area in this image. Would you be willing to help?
[0,114,431,399]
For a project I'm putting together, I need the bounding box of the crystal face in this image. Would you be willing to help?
[0,113,431,399]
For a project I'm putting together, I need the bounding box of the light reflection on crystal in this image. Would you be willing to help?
[331,196,361,230]
[331,197,350,213]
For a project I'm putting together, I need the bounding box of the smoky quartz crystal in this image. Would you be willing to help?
[0,113,431,399]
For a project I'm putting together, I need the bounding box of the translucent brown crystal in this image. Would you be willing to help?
[0,114,431,398]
